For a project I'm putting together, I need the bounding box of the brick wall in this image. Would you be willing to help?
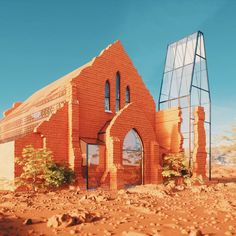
[2,41,209,191]
[192,106,207,178]
[69,41,158,189]
[105,103,160,189]
[36,104,69,165]
[155,107,183,154]
[74,41,156,140]
[14,133,43,177]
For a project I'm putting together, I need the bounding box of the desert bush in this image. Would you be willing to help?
[183,175,204,187]
[162,152,190,183]
[16,145,75,191]
[44,162,75,188]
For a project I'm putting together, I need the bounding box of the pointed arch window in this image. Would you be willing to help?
[105,80,110,111]
[116,72,120,112]
[123,129,143,166]
[125,86,130,104]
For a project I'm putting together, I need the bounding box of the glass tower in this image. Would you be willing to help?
[158,31,211,178]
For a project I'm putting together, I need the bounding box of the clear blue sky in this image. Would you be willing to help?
[0,0,236,139]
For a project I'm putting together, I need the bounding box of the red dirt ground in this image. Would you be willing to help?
[0,165,236,236]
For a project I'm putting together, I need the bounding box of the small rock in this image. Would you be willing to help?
[47,210,100,228]
[70,229,77,235]
[28,229,34,235]
[228,225,235,231]
[47,215,60,228]
[189,229,203,236]
[23,218,33,225]
[122,231,147,236]
[181,229,188,234]
[224,231,233,236]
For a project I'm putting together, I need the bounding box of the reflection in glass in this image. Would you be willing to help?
[88,145,99,165]
[123,129,143,166]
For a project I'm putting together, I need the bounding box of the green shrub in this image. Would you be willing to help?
[44,163,75,188]
[162,152,190,182]
[16,145,75,191]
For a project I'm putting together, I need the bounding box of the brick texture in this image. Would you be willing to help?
[192,106,207,178]
[155,107,183,153]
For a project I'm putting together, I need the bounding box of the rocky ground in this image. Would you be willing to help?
[0,165,236,236]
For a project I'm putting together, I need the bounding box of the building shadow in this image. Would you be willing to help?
[0,215,31,236]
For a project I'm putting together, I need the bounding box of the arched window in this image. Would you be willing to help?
[122,129,143,166]
[125,86,130,104]
[105,80,110,111]
[116,72,120,112]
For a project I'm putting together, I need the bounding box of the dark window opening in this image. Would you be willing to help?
[105,80,110,111]
[125,86,130,104]
[116,72,120,112]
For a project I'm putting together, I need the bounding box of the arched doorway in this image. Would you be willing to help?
[122,129,144,187]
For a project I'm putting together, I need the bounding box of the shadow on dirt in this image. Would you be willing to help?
[211,177,236,183]
[0,215,32,236]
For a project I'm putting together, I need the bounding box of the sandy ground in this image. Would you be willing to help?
[0,165,236,236]
[211,164,236,180]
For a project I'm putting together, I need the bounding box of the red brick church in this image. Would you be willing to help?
[0,37,208,190]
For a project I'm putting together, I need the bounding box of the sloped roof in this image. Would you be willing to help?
[0,41,118,143]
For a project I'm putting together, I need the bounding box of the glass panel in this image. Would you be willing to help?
[123,150,142,166]
[184,33,197,65]
[194,55,201,73]
[160,93,169,102]
[125,87,130,104]
[180,64,193,96]
[170,67,182,99]
[200,69,209,91]
[88,145,99,165]
[200,70,208,90]
[105,81,110,97]
[179,96,189,108]
[105,81,110,111]
[192,72,200,89]
[170,98,178,107]
[202,103,210,123]
[196,34,206,58]
[181,107,190,133]
[190,131,194,154]
[204,122,210,153]
[191,87,200,106]
[201,90,210,105]
[200,34,206,58]
[116,73,120,112]
[105,98,110,111]
[160,102,169,110]
[165,43,177,72]
[116,100,120,112]
[123,129,142,166]
[161,72,172,100]
[200,58,207,71]
[116,74,120,98]
[174,38,187,68]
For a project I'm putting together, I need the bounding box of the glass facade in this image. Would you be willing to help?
[158,31,211,176]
